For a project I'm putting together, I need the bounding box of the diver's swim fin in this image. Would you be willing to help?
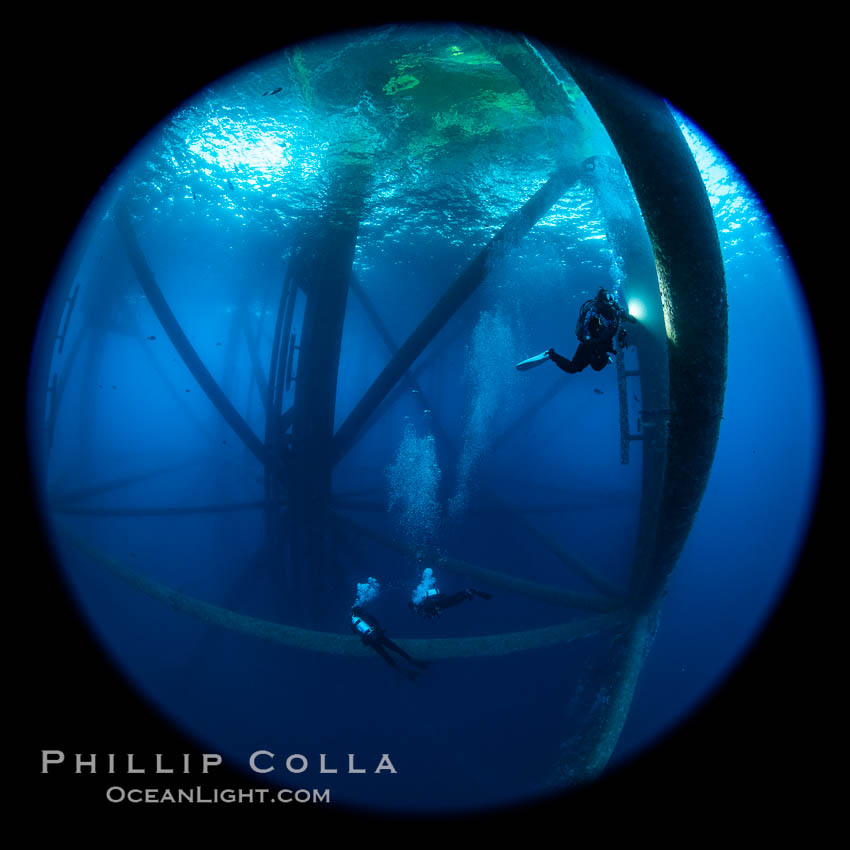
[516,351,550,371]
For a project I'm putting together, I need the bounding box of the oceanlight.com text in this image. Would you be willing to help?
[105,786,331,804]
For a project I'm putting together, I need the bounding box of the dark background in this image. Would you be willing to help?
[15,8,833,834]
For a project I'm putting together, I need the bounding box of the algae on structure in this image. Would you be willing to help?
[384,52,424,95]
[291,47,313,107]
[384,73,421,96]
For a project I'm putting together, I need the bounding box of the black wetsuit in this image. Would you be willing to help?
[350,607,427,681]
[549,293,635,374]
[410,588,492,620]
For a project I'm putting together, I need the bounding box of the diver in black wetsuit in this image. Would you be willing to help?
[350,606,428,682]
[409,587,493,620]
[548,288,637,374]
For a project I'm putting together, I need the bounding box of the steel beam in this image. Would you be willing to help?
[332,162,581,465]
[113,203,289,489]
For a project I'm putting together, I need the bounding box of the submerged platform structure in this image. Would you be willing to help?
[30,36,727,793]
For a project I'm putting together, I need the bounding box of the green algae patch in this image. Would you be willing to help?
[384,72,421,96]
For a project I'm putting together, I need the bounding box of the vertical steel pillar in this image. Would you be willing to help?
[545,50,728,789]
[288,162,370,626]
[560,56,728,605]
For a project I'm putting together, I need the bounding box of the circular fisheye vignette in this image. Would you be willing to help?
[28,23,824,815]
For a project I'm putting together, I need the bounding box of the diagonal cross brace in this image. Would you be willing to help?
[332,163,581,465]
[113,203,289,489]
[349,273,456,459]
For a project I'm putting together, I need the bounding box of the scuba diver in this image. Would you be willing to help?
[516,288,637,374]
[409,568,493,620]
[350,605,429,682]
[550,288,636,373]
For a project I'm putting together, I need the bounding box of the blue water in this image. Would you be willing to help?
[27,25,823,817]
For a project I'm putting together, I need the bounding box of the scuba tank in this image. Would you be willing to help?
[351,615,374,638]
[576,299,596,340]
[576,295,621,344]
